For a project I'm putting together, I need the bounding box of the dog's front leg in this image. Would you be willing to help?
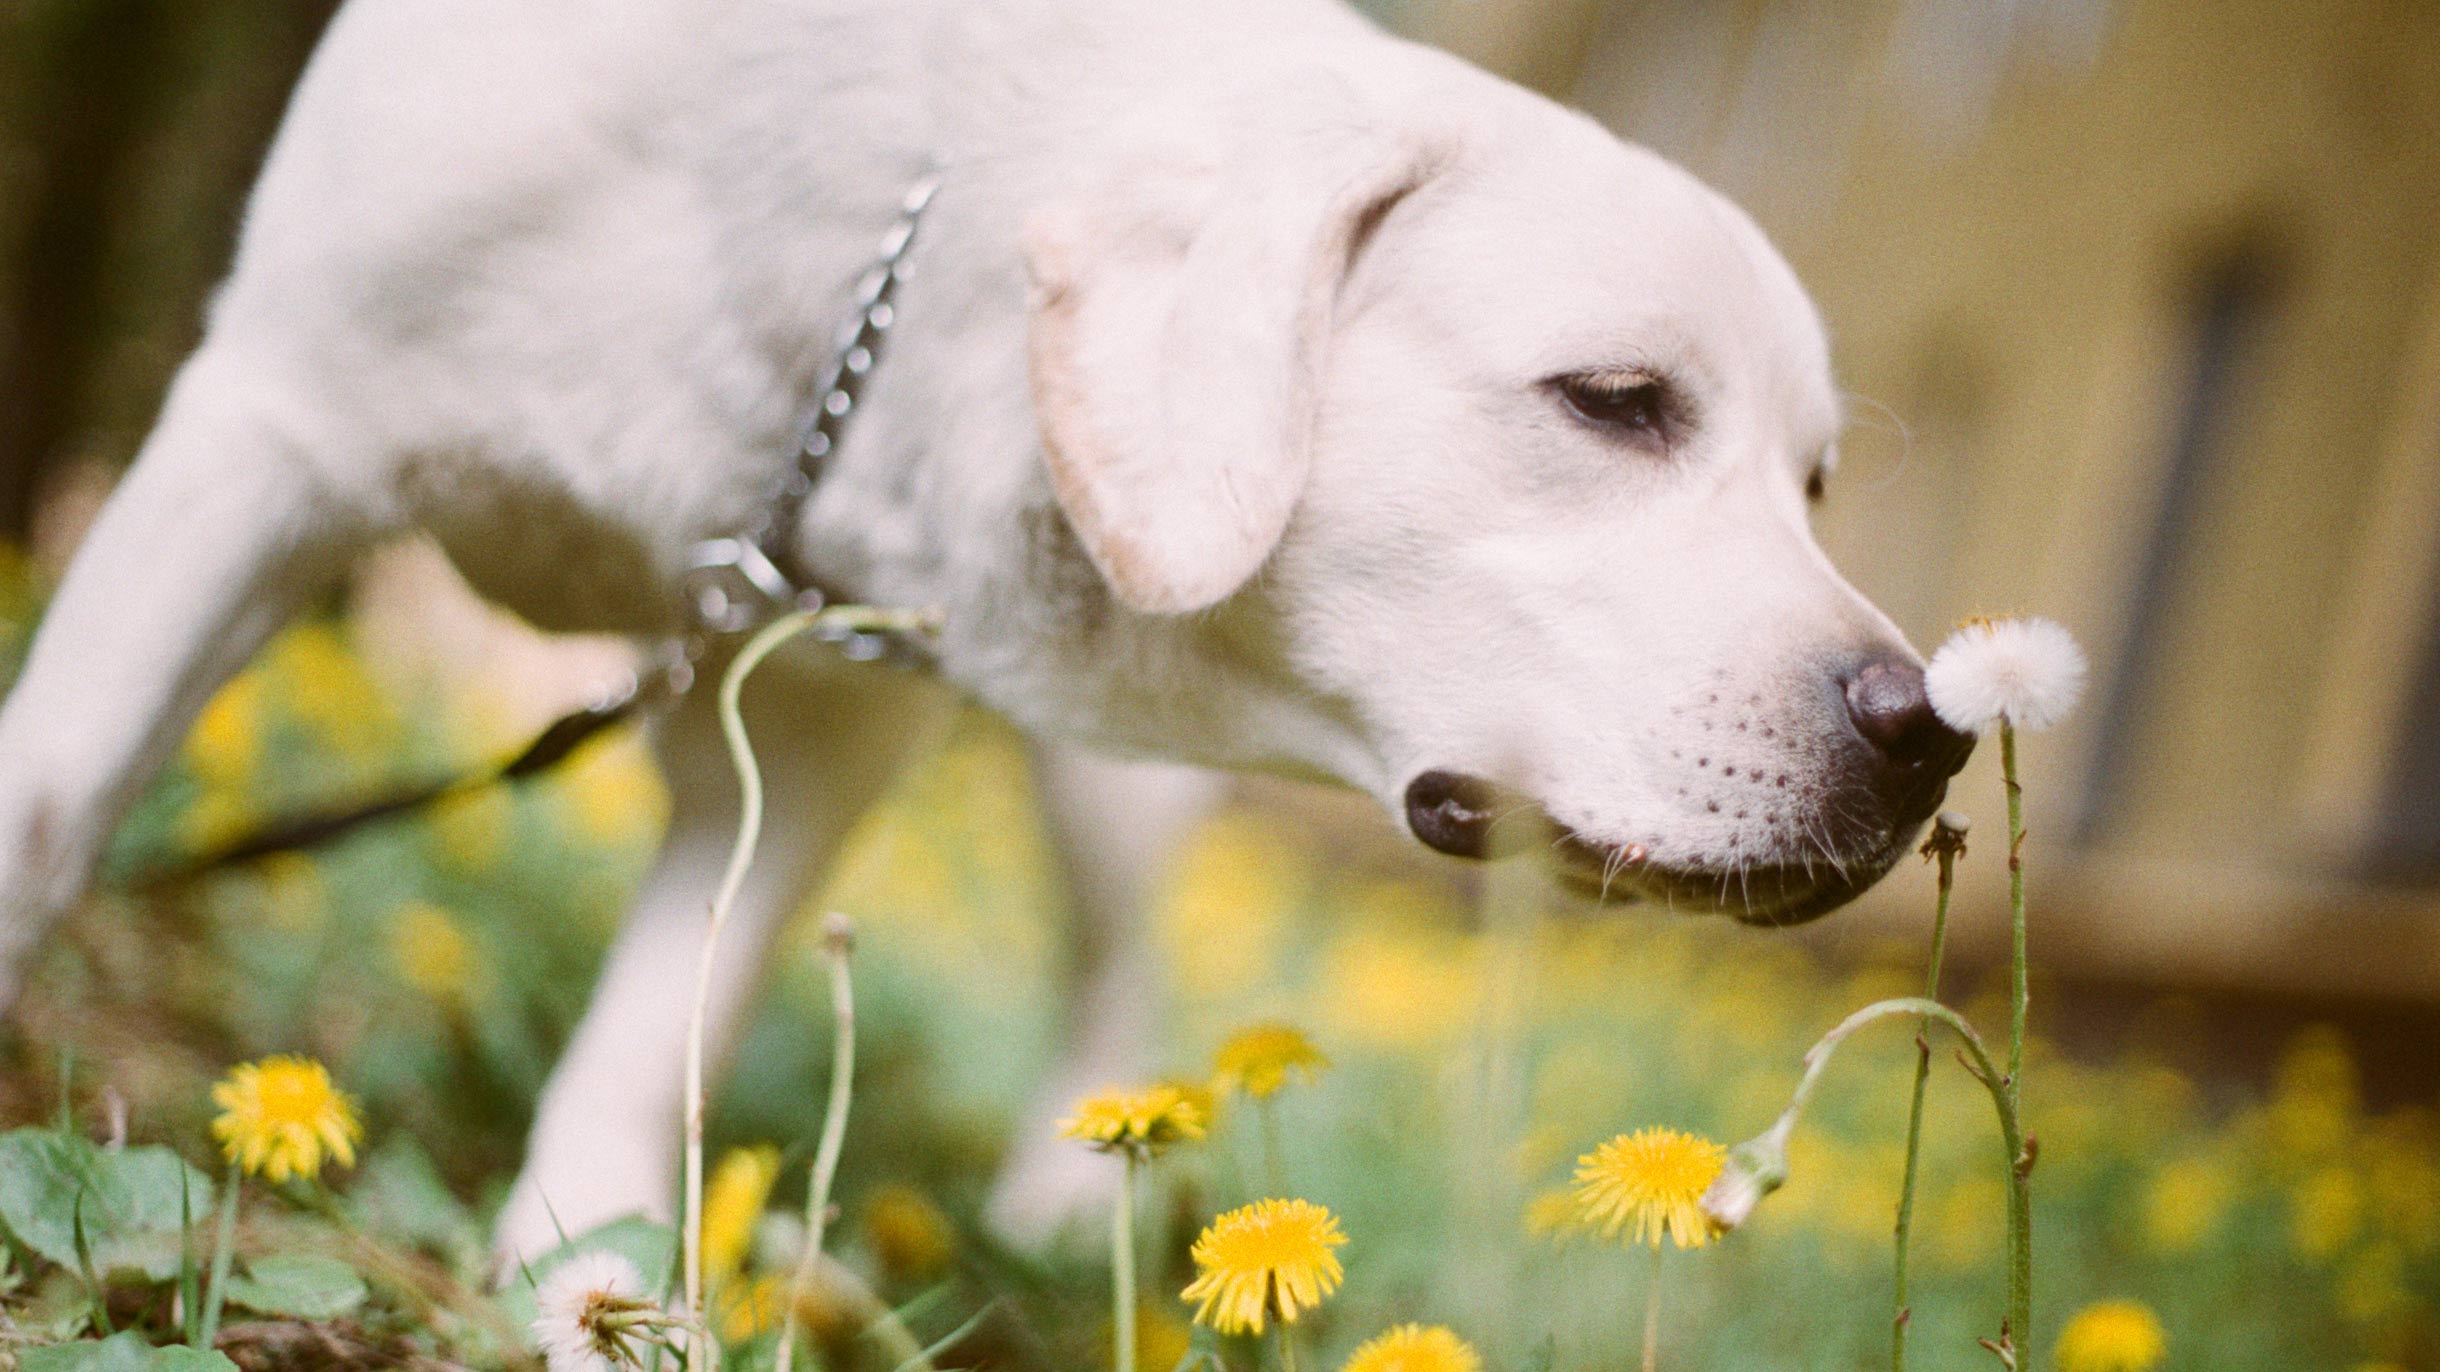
[493,651,950,1270]
[0,346,365,1007]
[985,745,1224,1246]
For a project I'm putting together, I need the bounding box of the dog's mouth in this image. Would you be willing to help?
[1402,768,1940,926]
[1544,826,1918,927]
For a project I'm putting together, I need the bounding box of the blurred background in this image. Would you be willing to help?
[2,0,2437,1367]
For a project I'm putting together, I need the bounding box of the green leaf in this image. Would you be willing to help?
[150,1350,244,1372]
[352,1136,477,1265]
[0,1129,106,1269]
[220,1252,368,1320]
[0,1131,216,1281]
[16,1330,238,1372]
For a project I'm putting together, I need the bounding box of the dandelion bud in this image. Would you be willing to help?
[1921,810,1970,861]
[820,911,856,957]
[1700,1127,1790,1233]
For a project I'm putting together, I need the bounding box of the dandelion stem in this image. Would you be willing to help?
[1999,720,2033,1357]
[1113,1154,1139,1372]
[1893,823,1964,1372]
[683,608,824,1372]
[1765,996,2029,1354]
[1642,1243,1665,1372]
[1275,1321,1301,1372]
[775,915,860,1372]
[198,1161,239,1350]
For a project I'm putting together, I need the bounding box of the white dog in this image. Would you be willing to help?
[0,0,1971,1260]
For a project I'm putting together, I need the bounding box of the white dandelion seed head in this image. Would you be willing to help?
[1924,617,2088,734]
[532,1249,649,1372]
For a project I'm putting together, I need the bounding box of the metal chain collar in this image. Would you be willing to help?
[680,172,943,656]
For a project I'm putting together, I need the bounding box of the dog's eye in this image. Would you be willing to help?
[1554,370,1679,449]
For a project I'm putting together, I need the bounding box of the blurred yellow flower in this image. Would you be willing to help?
[270,623,394,762]
[2292,1164,2366,1261]
[1572,1128,1725,1250]
[1524,1186,1588,1242]
[1061,1085,1206,1157]
[1341,1324,1482,1372]
[1317,927,1479,1051]
[1181,1198,1347,1335]
[703,1145,782,1286]
[2142,1156,2232,1254]
[2054,1299,2166,1372]
[558,734,669,850]
[2267,1027,2359,1166]
[1158,813,1307,1003]
[862,1184,957,1280]
[1927,1175,2004,1271]
[716,1272,786,1343]
[210,1055,362,1183]
[184,674,264,788]
[389,901,478,1003]
[1131,1302,1192,1372]
[1213,1024,1330,1101]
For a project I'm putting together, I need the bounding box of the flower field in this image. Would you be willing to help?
[1,579,2436,1369]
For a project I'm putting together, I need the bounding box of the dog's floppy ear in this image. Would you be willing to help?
[1025,122,1440,615]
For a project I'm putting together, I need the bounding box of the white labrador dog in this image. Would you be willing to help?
[0,0,1972,1259]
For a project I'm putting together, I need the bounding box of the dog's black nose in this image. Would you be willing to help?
[1845,658,1975,817]
[1405,769,1507,859]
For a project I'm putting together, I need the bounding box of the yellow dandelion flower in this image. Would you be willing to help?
[703,1145,782,1285]
[863,1184,957,1280]
[1181,1198,1347,1335]
[209,1056,362,1183]
[1213,1024,1331,1101]
[388,900,478,1003]
[1342,1324,1481,1372]
[2053,1299,2166,1372]
[1572,1128,1726,1250]
[1060,1085,1207,1157]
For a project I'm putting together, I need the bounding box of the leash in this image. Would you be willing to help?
[137,174,945,889]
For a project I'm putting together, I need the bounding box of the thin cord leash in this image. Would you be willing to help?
[132,174,945,890]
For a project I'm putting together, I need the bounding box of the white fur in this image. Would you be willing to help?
[0,0,1932,1258]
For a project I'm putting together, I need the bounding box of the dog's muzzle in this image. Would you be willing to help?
[1401,660,1976,925]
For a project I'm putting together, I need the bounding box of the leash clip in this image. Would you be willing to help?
[681,536,825,635]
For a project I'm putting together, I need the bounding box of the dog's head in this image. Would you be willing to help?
[1015,59,1969,924]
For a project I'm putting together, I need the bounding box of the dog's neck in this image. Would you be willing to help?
[686,0,1393,784]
